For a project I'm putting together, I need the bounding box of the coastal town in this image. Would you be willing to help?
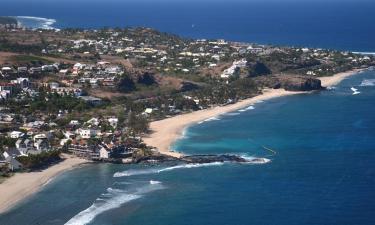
[1,16,375,180]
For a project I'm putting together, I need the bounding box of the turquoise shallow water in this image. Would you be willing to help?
[1,70,375,225]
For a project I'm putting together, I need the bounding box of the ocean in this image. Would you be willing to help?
[1,69,375,225]
[1,1,375,52]
[1,1,375,225]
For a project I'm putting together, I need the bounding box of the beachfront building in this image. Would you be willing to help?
[68,144,100,159]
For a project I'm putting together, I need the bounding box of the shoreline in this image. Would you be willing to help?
[0,154,88,214]
[0,68,364,215]
[143,68,365,158]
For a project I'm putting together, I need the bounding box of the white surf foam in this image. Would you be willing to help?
[198,116,221,124]
[150,180,162,185]
[360,79,375,87]
[65,183,164,225]
[238,154,271,164]
[225,112,241,116]
[238,105,255,112]
[114,162,224,178]
[15,16,58,30]
[326,86,336,90]
[352,51,375,55]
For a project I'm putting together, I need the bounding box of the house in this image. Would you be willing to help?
[59,69,69,75]
[0,82,15,95]
[15,139,33,155]
[99,145,111,159]
[69,120,80,126]
[17,66,28,74]
[108,117,118,128]
[0,90,11,99]
[85,117,99,126]
[33,133,48,142]
[29,67,42,74]
[49,82,59,89]
[79,128,98,139]
[12,77,30,89]
[1,66,13,75]
[78,96,103,105]
[144,108,153,114]
[3,148,22,159]
[9,131,24,139]
[5,156,22,171]
[68,144,100,159]
[52,87,82,97]
[42,65,56,72]
[34,139,49,151]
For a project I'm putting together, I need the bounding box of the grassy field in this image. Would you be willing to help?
[10,55,53,64]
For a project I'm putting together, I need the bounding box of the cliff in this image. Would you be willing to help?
[254,75,323,91]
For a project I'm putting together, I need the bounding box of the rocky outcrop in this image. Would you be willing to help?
[133,153,269,164]
[278,75,323,91]
[254,75,323,91]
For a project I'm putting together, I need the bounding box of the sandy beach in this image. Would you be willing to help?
[144,69,364,158]
[0,154,88,214]
[319,69,364,87]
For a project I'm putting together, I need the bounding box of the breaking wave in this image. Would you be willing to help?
[198,116,221,124]
[15,16,58,30]
[225,112,241,116]
[113,162,224,178]
[65,182,164,225]
[360,79,375,87]
[238,105,255,112]
[238,154,271,164]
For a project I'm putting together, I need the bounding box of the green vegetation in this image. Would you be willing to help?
[17,151,61,170]
[117,74,136,93]
[0,39,44,53]
[0,137,16,153]
[127,111,149,134]
[10,55,53,64]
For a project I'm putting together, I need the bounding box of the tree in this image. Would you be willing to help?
[127,111,149,134]
[248,61,271,77]
[137,72,157,86]
[117,75,136,93]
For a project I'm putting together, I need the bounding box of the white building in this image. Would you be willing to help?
[9,131,24,139]
[79,129,98,139]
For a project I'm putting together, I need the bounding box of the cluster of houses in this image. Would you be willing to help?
[0,115,136,171]
[1,132,51,171]
[0,77,31,100]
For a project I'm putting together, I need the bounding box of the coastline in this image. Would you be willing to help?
[0,68,364,215]
[143,69,364,158]
[0,154,88,214]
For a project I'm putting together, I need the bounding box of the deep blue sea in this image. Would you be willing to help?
[1,1,375,224]
[1,69,375,225]
[1,0,375,52]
